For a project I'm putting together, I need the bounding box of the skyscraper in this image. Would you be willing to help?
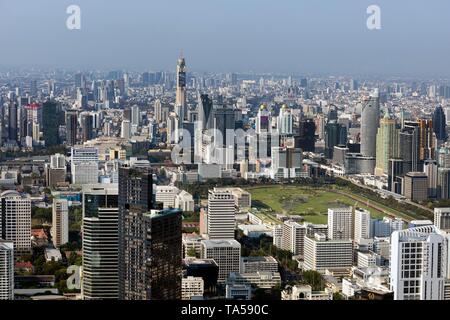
[198,94,213,130]
[207,189,236,240]
[175,56,187,122]
[52,199,69,248]
[65,110,78,146]
[81,113,94,142]
[277,105,293,135]
[0,241,14,300]
[0,191,31,256]
[390,226,447,300]
[7,102,17,142]
[82,184,119,300]
[375,111,399,176]
[42,101,60,147]
[360,89,380,158]
[354,208,371,243]
[154,99,162,123]
[432,105,447,142]
[327,207,353,240]
[324,121,347,159]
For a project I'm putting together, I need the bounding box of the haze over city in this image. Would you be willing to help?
[1,0,450,76]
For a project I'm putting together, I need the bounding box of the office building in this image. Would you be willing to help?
[82,184,119,300]
[281,221,306,256]
[183,258,219,297]
[0,191,31,256]
[361,89,380,159]
[434,208,450,232]
[328,207,353,240]
[181,276,204,300]
[207,189,236,240]
[240,256,278,274]
[354,208,371,243]
[0,241,14,300]
[51,199,68,248]
[403,172,428,201]
[201,240,241,283]
[303,233,353,273]
[391,226,447,300]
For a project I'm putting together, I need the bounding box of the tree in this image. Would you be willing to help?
[302,270,325,291]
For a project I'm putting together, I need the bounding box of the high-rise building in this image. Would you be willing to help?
[375,111,399,176]
[131,105,140,126]
[201,239,241,283]
[207,189,236,240]
[403,172,428,202]
[433,105,447,142]
[418,119,436,162]
[121,120,131,140]
[198,94,213,130]
[7,102,17,142]
[360,89,380,158]
[434,207,450,232]
[154,99,162,123]
[0,191,31,256]
[42,101,60,147]
[256,105,271,134]
[354,208,371,243]
[82,184,119,300]
[424,159,438,198]
[0,241,14,300]
[391,226,447,300]
[277,105,293,135]
[81,113,94,142]
[303,233,353,273]
[123,208,182,300]
[296,119,316,152]
[325,121,347,159]
[123,205,182,301]
[438,167,450,200]
[71,147,99,185]
[175,56,187,122]
[65,110,78,146]
[327,207,353,240]
[281,221,306,256]
[51,199,68,248]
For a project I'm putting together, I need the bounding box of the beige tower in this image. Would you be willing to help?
[175,55,187,122]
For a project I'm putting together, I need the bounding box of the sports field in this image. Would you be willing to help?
[248,185,401,225]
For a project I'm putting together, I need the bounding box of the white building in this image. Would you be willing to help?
[434,207,450,232]
[121,120,131,140]
[207,189,236,240]
[175,190,195,212]
[50,153,66,169]
[354,208,371,242]
[273,225,283,248]
[0,241,14,300]
[212,188,251,209]
[51,199,69,248]
[240,256,278,274]
[303,233,353,273]
[390,225,448,300]
[328,207,353,240]
[155,186,180,209]
[72,161,99,185]
[281,221,306,256]
[0,191,31,256]
[71,147,99,185]
[201,239,241,283]
[357,251,377,268]
[226,271,281,289]
[182,276,204,300]
[281,285,333,300]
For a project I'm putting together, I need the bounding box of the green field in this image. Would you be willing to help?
[248,186,391,225]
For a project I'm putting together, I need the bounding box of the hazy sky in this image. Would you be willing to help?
[0,0,450,76]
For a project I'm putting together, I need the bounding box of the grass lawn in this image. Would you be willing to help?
[248,185,392,225]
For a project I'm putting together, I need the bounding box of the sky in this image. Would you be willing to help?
[0,0,450,77]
